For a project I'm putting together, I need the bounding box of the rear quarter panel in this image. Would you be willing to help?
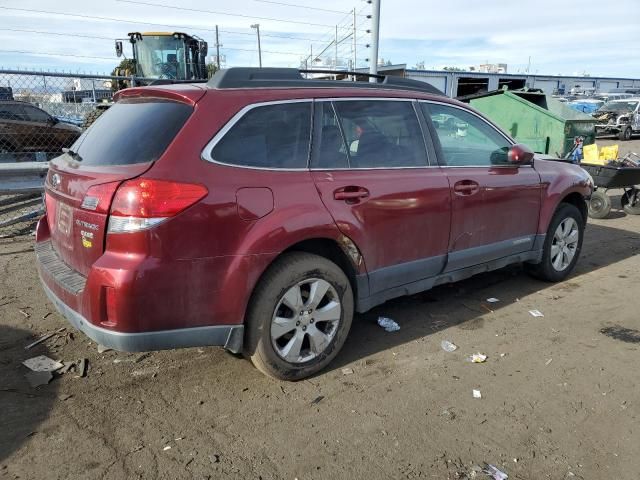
[534,158,592,233]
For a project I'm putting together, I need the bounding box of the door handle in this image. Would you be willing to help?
[333,186,370,202]
[453,180,480,196]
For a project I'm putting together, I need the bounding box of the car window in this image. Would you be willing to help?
[22,105,51,123]
[422,103,512,167]
[72,98,193,166]
[211,102,311,169]
[332,100,428,168]
[311,102,349,169]
[0,104,24,121]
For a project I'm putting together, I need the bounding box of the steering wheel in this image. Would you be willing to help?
[155,62,177,80]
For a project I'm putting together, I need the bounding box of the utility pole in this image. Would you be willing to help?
[335,25,338,72]
[215,25,221,70]
[352,8,357,76]
[251,23,262,68]
[369,0,381,81]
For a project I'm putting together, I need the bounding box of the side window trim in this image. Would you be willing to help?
[419,100,516,168]
[311,97,431,170]
[201,99,313,171]
[412,100,438,167]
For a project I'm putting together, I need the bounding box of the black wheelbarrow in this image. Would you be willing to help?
[582,159,640,218]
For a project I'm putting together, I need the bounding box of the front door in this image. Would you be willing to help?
[311,99,451,296]
[421,102,542,272]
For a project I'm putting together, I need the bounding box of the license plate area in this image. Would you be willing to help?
[56,203,73,239]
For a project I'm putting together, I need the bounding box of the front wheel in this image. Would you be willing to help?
[527,203,584,282]
[588,190,611,219]
[244,252,354,381]
[618,126,632,141]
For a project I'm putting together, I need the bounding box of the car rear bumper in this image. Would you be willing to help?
[40,279,244,353]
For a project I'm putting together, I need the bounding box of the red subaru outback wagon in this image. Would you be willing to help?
[35,68,592,380]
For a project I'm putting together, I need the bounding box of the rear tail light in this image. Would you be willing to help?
[107,178,207,233]
[81,182,120,213]
[103,286,117,327]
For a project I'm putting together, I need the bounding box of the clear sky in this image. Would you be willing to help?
[0,0,639,77]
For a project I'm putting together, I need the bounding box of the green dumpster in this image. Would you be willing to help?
[460,89,596,157]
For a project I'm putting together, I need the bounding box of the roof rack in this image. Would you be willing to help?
[206,67,444,96]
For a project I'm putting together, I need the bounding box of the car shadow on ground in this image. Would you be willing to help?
[326,222,640,373]
[0,325,58,462]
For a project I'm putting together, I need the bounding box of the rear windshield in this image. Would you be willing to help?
[71,99,193,166]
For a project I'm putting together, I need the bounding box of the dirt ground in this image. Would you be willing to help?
[1,141,640,480]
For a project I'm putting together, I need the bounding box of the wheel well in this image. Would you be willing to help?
[283,238,359,297]
[561,192,588,225]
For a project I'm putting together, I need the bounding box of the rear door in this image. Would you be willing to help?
[311,99,451,296]
[45,98,194,276]
[420,101,542,272]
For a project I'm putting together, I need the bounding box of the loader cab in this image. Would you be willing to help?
[120,32,208,81]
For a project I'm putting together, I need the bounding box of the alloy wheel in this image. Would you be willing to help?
[551,217,579,271]
[270,278,341,364]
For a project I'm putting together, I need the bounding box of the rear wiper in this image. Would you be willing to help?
[62,148,83,162]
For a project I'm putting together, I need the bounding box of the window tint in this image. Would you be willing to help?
[212,102,311,169]
[23,106,51,123]
[423,103,512,166]
[332,100,427,168]
[312,102,349,169]
[72,99,192,166]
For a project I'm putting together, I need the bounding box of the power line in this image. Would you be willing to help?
[0,6,220,33]
[252,0,362,15]
[0,28,113,41]
[115,0,367,30]
[0,49,113,60]
[223,47,305,56]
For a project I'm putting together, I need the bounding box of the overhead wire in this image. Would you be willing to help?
[115,0,369,30]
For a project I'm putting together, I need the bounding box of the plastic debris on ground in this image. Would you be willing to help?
[78,358,88,377]
[441,340,458,352]
[483,463,508,479]
[486,298,500,303]
[377,317,400,332]
[341,367,354,375]
[24,371,53,388]
[24,327,66,350]
[473,389,482,399]
[529,309,544,318]
[22,355,64,372]
[469,353,488,363]
[545,358,553,366]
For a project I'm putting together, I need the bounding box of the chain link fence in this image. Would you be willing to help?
[0,69,153,163]
[0,69,152,238]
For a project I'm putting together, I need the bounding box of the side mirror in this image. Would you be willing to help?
[508,143,534,165]
[115,41,123,58]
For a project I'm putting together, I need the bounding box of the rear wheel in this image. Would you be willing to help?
[621,188,640,215]
[618,126,632,141]
[527,203,584,282]
[244,252,354,381]
[588,190,611,219]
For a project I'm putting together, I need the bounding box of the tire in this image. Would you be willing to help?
[587,190,611,219]
[622,188,640,215]
[244,252,354,381]
[526,203,584,282]
[82,108,107,130]
[618,126,632,141]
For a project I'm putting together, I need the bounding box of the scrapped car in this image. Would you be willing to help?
[35,68,592,380]
[593,98,640,140]
[0,100,82,159]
